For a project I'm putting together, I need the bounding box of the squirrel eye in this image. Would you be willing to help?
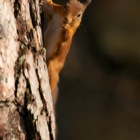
[77,13,81,18]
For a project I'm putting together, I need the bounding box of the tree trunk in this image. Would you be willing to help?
[0,0,56,139]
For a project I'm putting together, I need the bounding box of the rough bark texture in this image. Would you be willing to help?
[0,0,56,139]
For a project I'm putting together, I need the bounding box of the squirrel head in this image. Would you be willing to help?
[62,0,91,31]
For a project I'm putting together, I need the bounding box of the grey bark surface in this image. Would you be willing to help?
[0,0,56,139]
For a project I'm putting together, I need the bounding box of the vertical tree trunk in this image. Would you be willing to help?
[0,0,56,139]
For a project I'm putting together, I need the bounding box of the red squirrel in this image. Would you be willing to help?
[43,0,91,102]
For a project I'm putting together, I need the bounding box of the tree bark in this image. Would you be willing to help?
[0,0,56,139]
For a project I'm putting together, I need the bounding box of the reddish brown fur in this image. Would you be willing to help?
[43,0,91,94]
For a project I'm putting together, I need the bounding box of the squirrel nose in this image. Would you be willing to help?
[63,17,72,24]
[63,18,68,24]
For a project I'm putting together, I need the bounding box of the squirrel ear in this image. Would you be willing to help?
[84,0,91,7]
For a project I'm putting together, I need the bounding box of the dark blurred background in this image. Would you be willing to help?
[54,0,140,140]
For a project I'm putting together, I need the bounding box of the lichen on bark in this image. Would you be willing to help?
[0,0,56,139]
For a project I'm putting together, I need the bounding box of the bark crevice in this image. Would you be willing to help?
[35,64,54,140]
[0,0,56,139]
